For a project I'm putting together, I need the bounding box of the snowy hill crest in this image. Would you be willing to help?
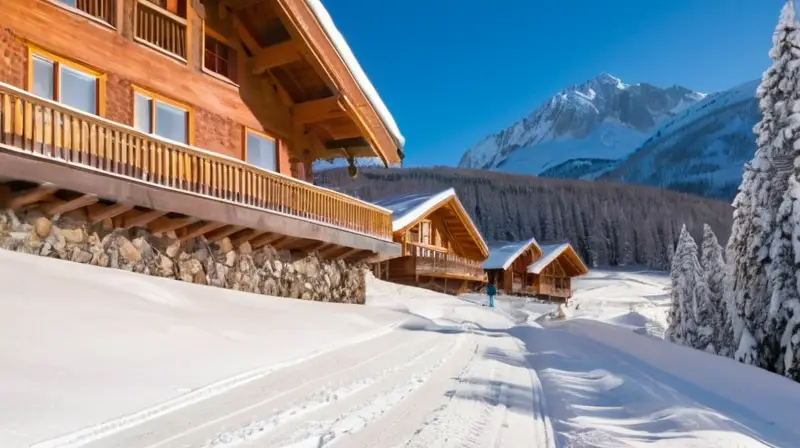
[458,73,706,173]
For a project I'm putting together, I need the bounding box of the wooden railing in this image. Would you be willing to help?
[135,0,187,59]
[0,83,393,241]
[56,0,116,25]
[406,243,486,280]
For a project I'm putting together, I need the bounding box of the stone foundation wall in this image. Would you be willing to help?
[0,208,366,304]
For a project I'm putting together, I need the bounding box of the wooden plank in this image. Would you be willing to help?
[179,221,226,242]
[86,202,135,224]
[42,194,99,215]
[250,232,286,250]
[4,185,58,210]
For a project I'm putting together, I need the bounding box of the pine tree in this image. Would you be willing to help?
[727,0,800,368]
[666,225,706,348]
[701,224,733,356]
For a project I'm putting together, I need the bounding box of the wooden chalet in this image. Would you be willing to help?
[371,189,489,295]
[0,0,406,262]
[484,240,588,301]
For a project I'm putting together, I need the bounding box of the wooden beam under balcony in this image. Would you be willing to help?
[179,221,226,242]
[230,229,269,246]
[148,216,197,235]
[121,210,168,229]
[86,203,135,224]
[205,225,246,243]
[252,41,301,74]
[293,97,346,124]
[42,194,99,216]
[3,185,58,210]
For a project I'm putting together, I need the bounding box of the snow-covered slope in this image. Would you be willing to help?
[600,79,760,199]
[458,73,705,174]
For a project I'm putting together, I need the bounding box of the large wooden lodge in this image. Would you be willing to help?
[0,0,589,300]
[0,0,404,263]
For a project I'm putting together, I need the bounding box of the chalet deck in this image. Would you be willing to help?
[371,189,489,295]
[0,0,406,262]
[484,240,588,300]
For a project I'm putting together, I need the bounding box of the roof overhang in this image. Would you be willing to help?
[527,244,589,276]
[274,0,404,166]
[483,237,542,270]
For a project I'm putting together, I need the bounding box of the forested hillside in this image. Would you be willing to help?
[317,167,733,270]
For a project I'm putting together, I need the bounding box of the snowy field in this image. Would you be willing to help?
[3,251,800,448]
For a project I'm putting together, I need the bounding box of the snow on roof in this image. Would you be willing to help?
[373,189,457,232]
[483,238,541,270]
[305,0,406,149]
[527,243,572,274]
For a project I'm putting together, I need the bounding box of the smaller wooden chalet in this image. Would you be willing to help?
[484,240,588,300]
[372,189,489,295]
[484,238,543,295]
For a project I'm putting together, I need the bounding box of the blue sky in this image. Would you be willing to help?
[325,0,782,167]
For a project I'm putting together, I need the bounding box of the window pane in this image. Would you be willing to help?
[154,100,187,144]
[60,66,96,114]
[57,0,78,7]
[246,132,276,172]
[32,56,54,100]
[134,93,152,133]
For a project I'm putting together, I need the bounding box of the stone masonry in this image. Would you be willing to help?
[0,207,366,304]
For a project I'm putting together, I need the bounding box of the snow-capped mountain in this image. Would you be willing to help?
[599,79,759,200]
[458,73,706,174]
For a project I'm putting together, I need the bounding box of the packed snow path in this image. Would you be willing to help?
[5,251,800,448]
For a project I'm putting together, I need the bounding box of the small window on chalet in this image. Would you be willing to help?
[133,88,191,144]
[31,53,101,115]
[204,33,238,83]
[246,129,277,172]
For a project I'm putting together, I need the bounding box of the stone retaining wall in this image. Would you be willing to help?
[0,208,366,304]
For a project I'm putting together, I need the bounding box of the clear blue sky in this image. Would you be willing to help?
[325,0,783,167]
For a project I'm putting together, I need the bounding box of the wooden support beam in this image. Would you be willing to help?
[322,122,362,140]
[232,15,261,54]
[42,194,99,216]
[121,209,167,229]
[318,244,344,259]
[271,236,299,250]
[250,232,286,250]
[179,221,226,242]
[292,97,346,124]
[148,216,197,235]
[204,225,246,243]
[335,247,362,261]
[4,185,58,210]
[324,137,369,150]
[86,203,135,224]
[252,41,301,74]
[230,229,269,247]
[222,0,264,11]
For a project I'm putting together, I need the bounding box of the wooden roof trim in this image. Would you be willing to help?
[274,0,401,166]
[393,195,489,260]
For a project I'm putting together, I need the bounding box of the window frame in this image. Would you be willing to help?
[27,46,106,117]
[244,127,279,173]
[132,85,194,145]
[202,24,239,86]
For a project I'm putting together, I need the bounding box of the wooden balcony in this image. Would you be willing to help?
[135,0,187,60]
[53,0,116,26]
[406,243,486,282]
[0,82,396,257]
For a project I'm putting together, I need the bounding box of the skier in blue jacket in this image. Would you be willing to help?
[486,283,497,308]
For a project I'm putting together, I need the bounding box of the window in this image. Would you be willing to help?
[246,129,277,172]
[133,88,190,144]
[204,32,238,83]
[30,52,102,115]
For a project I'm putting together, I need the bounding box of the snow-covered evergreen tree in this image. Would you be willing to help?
[701,224,733,356]
[727,0,800,368]
[666,225,705,348]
